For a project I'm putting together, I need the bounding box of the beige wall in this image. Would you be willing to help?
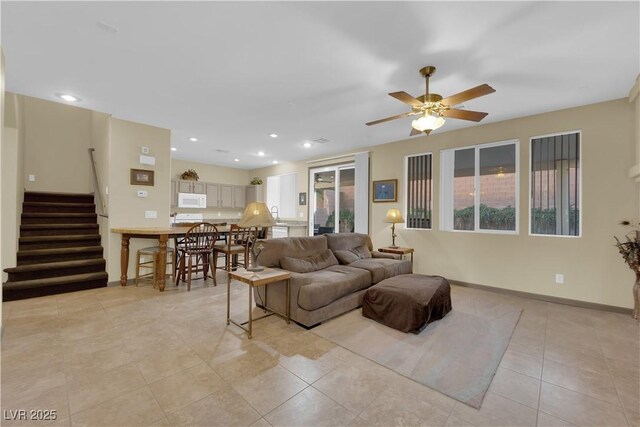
[1,49,5,324]
[171,158,249,185]
[257,98,637,309]
[629,75,640,217]
[22,95,93,193]
[107,118,171,280]
[2,127,18,282]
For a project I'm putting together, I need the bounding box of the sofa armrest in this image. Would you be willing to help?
[372,251,401,260]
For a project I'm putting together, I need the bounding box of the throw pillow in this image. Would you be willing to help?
[334,250,360,265]
[281,249,339,273]
[352,244,372,259]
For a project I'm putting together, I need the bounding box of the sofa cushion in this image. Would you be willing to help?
[333,250,359,265]
[281,249,339,273]
[258,235,328,268]
[334,244,372,265]
[296,265,372,311]
[349,258,413,284]
[325,233,373,252]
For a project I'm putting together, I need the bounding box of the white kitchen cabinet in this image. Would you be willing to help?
[233,185,246,208]
[219,184,234,208]
[206,183,219,208]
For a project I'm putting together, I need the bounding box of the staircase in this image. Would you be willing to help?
[3,192,108,301]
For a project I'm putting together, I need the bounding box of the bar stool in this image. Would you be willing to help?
[135,246,175,287]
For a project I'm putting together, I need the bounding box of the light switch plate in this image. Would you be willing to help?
[28,174,36,182]
[145,210,158,219]
[139,155,156,165]
[137,190,148,198]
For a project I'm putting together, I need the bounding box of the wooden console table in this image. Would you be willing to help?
[378,246,414,265]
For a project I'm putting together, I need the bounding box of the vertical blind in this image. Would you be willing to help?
[406,153,432,229]
[531,132,580,236]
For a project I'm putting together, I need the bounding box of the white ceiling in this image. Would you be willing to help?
[2,1,638,169]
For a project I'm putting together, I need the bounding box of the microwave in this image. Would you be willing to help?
[178,193,207,208]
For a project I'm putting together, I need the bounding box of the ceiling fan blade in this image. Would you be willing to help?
[389,91,423,107]
[443,108,489,122]
[366,112,413,126]
[440,84,495,107]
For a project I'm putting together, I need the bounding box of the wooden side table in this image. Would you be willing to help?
[227,268,291,339]
[377,246,414,265]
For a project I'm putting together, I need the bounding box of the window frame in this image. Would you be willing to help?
[404,151,433,231]
[528,130,582,239]
[440,139,520,235]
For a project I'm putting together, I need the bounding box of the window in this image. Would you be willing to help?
[405,153,433,229]
[441,140,519,233]
[530,131,580,236]
[266,173,297,219]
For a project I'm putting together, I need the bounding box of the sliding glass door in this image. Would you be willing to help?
[309,164,355,235]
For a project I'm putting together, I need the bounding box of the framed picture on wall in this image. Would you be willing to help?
[372,179,397,202]
[130,169,154,186]
[299,192,307,205]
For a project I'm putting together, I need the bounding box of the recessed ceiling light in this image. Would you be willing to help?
[171,147,177,151]
[234,158,240,162]
[303,142,312,148]
[269,134,278,138]
[272,160,278,164]
[58,94,79,102]
[258,151,265,156]
[189,137,198,142]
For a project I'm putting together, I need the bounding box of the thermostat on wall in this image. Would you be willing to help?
[140,155,155,165]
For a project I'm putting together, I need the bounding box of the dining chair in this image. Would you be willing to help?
[175,222,219,291]
[135,246,175,288]
[213,224,253,273]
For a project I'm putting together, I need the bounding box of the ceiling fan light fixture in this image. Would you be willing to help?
[411,114,445,132]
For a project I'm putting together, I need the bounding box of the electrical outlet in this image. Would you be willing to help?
[141,146,149,154]
[145,210,157,219]
[299,212,304,218]
[555,274,564,284]
[137,190,148,198]
[28,174,36,182]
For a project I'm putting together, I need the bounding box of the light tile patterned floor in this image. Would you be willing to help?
[1,275,638,427]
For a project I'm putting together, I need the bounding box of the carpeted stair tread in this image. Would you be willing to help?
[4,259,105,274]
[19,234,100,243]
[24,191,94,198]
[21,224,99,229]
[22,213,97,218]
[3,272,108,290]
[18,246,103,257]
[23,202,96,207]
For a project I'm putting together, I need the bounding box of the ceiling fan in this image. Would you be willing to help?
[366,66,496,136]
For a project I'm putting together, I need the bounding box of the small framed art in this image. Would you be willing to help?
[372,179,397,202]
[130,169,154,186]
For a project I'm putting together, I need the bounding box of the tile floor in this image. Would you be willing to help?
[1,275,638,427]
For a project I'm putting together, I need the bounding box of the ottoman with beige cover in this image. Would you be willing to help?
[362,273,452,333]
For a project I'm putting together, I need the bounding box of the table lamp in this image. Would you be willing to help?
[238,202,277,271]
[384,208,404,248]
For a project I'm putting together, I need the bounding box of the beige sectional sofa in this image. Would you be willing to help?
[254,233,412,327]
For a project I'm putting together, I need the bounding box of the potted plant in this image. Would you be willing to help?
[250,177,263,185]
[180,169,199,181]
[615,220,640,320]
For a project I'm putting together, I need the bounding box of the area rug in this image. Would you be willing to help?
[311,292,522,408]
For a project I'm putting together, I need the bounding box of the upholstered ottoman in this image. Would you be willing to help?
[362,274,452,333]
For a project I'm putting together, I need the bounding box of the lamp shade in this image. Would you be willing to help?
[411,114,445,132]
[238,202,277,228]
[384,208,404,223]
